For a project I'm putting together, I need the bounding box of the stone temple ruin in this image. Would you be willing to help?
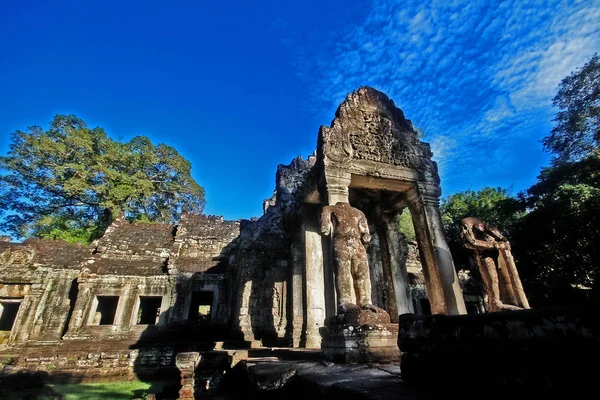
[0,87,466,368]
[8,87,590,397]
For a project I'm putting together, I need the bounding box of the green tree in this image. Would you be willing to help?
[0,115,205,243]
[398,209,416,242]
[512,155,600,305]
[513,55,600,305]
[542,54,600,163]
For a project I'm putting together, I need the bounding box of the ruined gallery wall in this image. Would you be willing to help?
[168,213,240,325]
[0,240,88,347]
[0,212,246,353]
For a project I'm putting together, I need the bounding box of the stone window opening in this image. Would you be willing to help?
[188,291,213,321]
[0,301,21,332]
[92,296,119,325]
[137,296,162,325]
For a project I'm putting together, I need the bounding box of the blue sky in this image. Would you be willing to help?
[1,0,599,221]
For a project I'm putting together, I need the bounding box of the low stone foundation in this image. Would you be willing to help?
[321,311,400,363]
[398,306,599,396]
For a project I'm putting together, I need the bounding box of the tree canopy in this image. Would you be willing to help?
[511,156,600,304]
[0,115,205,243]
[542,54,600,163]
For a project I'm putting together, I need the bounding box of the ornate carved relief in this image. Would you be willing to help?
[318,87,438,183]
[321,120,353,163]
[349,111,412,167]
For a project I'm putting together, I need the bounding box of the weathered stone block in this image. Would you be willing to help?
[321,322,400,363]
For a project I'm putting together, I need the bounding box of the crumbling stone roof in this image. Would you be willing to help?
[170,213,240,274]
[177,213,239,239]
[96,219,175,254]
[88,219,175,276]
[84,258,167,276]
[23,239,93,268]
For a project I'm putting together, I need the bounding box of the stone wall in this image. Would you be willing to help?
[0,212,244,380]
[398,307,600,396]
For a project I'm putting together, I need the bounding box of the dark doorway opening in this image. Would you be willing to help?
[188,291,213,321]
[95,296,119,325]
[138,297,162,325]
[61,279,79,337]
[0,302,20,331]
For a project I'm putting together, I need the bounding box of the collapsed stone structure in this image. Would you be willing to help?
[0,87,482,379]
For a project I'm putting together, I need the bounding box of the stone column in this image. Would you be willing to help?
[304,208,326,348]
[237,276,254,341]
[175,352,200,400]
[376,211,414,322]
[375,216,399,320]
[11,284,44,343]
[64,283,94,336]
[289,231,305,347]
[407,184,466,315]
[38,275,77,342]
[116,285,136,332]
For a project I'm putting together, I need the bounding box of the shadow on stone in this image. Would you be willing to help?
[398,306,600,398]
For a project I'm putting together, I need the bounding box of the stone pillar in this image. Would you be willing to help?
[304,208,326,348]
[325,170,351,205]
[38,275,77,342]
[116,285,136,332]
[407,184,466,315]
[65,283,93,335]
[11,284,44,343]
[175,352,200,400]
[289,231,305,347]
[376,211,414,322]
[237,277,254,341]
[321,233,337,320]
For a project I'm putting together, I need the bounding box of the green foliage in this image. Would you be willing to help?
[512,155,600,305]
[542,54,600,163]
[0,115,205,243]
[440,187,524,270]
[513,55,600,304]
[398,209,416,242]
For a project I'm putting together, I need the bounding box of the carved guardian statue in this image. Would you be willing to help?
[321,202,386,315]
[460,217,530,312]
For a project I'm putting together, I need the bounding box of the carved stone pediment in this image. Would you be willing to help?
[318,86,439,182]
[0,247,35,266]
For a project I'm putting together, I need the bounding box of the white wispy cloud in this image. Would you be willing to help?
[295,0,600,195]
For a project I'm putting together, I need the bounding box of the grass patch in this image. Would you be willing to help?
[50,380,169,400]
